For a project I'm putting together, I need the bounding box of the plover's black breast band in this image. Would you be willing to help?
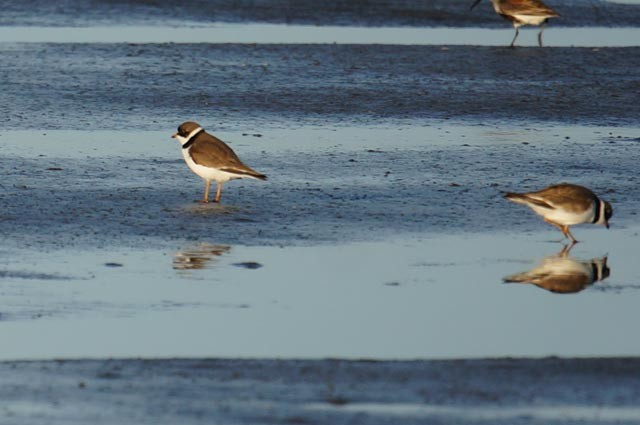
[591,262,599,281]
[592,198,601,224]
[182,129,205,150]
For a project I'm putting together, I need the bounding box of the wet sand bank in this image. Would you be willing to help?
[3,357,640,425]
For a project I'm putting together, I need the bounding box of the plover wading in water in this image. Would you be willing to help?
[504,183,612,243]
[470,0,559,47]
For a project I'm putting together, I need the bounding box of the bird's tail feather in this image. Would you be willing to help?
[221,167,267,180]
[503,274,530,283]
[504,192,530,205]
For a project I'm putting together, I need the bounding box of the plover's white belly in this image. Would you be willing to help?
[182,149,237,183]
[513,14,549,26]
[541,257,591,276]
[530,204,594,225]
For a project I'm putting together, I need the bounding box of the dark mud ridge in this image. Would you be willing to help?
[0,0,638,27]
[2,357,640,425]
[1,44,639,131]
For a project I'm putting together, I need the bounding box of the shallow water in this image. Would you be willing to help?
[307,403,640,422]
[1,25,639,47]
[0,227,638,360]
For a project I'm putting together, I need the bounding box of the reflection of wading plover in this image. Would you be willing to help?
[504,246,610,294]
[504,183,612,243]
[470,0,559,47]
[172,121,266,203]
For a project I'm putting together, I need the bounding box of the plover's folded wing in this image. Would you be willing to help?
[500,0,559,17]
[504,192,555,209]
[188,133,242,167]
[189,135,267,180]
[529,184,596,212]
[504,268,591,293]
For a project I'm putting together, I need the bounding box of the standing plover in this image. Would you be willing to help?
[470,0,559,47]
[172,121,266,203]
[504,183,612,243]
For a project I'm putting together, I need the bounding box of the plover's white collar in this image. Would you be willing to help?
[175,126,203,147]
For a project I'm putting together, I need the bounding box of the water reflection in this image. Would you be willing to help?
[182,203,240,215]
[173,243,231,271]
[503,245,610,294]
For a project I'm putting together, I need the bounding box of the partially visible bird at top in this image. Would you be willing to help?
[470,0,560,47]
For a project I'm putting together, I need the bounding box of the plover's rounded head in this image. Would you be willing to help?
[174,121,202,138]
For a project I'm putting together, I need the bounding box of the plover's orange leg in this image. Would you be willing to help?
[545,218,568,241]
[199,180,211,203]
[559,241,577,257]
[563,226,578,244]
[559,243,572,257]
[510,26,520,48]
[214,182,223,203]
[538,24,546,47]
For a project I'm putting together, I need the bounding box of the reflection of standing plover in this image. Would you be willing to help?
[173,243,231,271]
[470,0,559,47]
[172,121,266,203]
[504,183,612,243]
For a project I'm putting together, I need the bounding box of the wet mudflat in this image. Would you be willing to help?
[1,1,640,423]
[0,125,638,249]
[3,357,640,425]
[1,44,638,129]
[1,0,639,27]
